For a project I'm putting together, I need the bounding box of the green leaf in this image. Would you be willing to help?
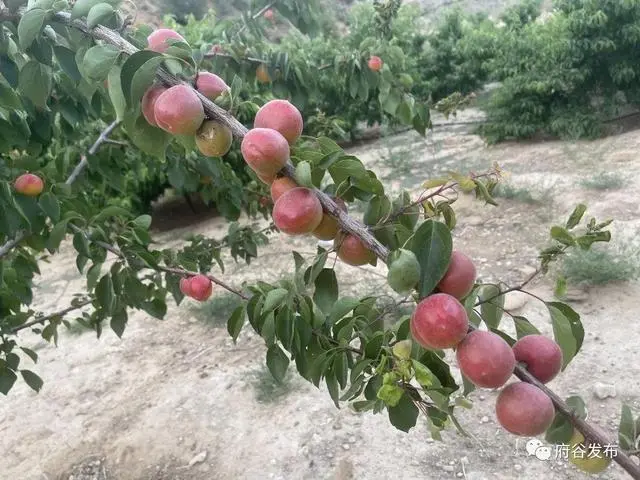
[545,412,574,444]
[95,274,115,314]
[18,8,47,50]
[86,262,102,289]
[412,360,437,388]
[326,371,340,408]
[82,44,120,81]
[513,316,541,339]
[123,112,170,158]
[0,83,22,109]
[227,306,245,343]
[377,384,404,407]
[409,220,453,298]
[20,347,38,363]
[329,157,367,186]
[72,231,91,257]
[619,404,637,451]
[142,298,167,319]
[566,395,587,420]
[47,220,68,252]
[275,306,295,350]
[110,310,127,338]
[479,284,504,329]
[547,303,578,369]
[0,368,17,395]
[133,214,152,230]
[388,392,419,432]
[19,60,52,108]
[313,268,338,315]
[130,56,165,107]
[0,55,19,88]
[107,64,127,120]
[550,226,575,246]
[54,46,82,83]
[566,204,587,229]
[266,344,289,382]
[71,0,107,19]
[39,192,60,222]
[120,50,163,107]
[548,301,584,366]
[262,288,288,315]
[92,205,132,223]
[328,297,359,325]
[87,3,115,28]
[19,369,43,392]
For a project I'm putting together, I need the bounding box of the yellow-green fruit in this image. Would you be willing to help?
[392,340,412,360]
[568,430,612,474]
[387,249,421,294]
[196,120,233,157]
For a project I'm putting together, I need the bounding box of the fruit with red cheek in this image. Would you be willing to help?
[189,274,213,302]
[410,293,469,349]
[270,176,298,202]
[154,85,205,136]
[241,128,290,177]
[179,277,193,297]
[335,233,375,266]
[496,382,555,436]
[141,85,167,127]
[313,197,347,241]
[368,55,383,72]
[254,99,304,145]
[512,334,563,384]
[147,29,186,53]
[272,187,323,235]
[456,330,516,388]
[437,250,477,299]
[195,72,229,101]
[14,173,44,197]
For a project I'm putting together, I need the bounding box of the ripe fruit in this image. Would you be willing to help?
[335,233,375,266]
[196,120,233,157]
[179,277,193,297]
[210,44,223,54]
[15,173,44,197]
[496,382,555,436]
[456,330,515,388]
[512,335,563,384]
[273,188,323,235]
[257,171,276,185]
[154,85,205,136]
[241,128,290,177]
[147,29,186,53]
[254,99,304,145]
[141,85,167,127]
[264,8,274,21]
[270,176,298,202]
[387,249,421,294]
[437,250,477,299]
[568,429,612,474]
[189,274,213,302]
[410,293,468,349]
[256,64,271,83]
[195,72,229,101]
[368,55,383,72]
[313,197,347,241]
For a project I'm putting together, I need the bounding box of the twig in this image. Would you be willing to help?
[234,1,277,38]
[11,298,93,334]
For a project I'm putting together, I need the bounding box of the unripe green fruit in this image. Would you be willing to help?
[387,249,420,294]
[392,340,412,360]
[568,429,612,474]
[195,120,233,157]
[294,160,313,187]
[399,73,414,89]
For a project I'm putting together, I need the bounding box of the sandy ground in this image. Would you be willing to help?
[1,110,640,480]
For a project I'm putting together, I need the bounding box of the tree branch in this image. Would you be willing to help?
[11,298,93,334]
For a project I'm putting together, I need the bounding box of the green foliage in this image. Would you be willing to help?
[561,244,640,286]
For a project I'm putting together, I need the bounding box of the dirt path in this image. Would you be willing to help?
[2,113,639,480]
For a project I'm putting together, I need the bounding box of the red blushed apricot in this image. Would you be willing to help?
[313,198,347,241]
[410,293,469,350]
[154,85,205,136]
[147,29,186,53]
[257,172,276,185]
[272,187,323,235]
[254,99,304,145]
[141,85,167,127]
[190,274,213,302]
[270,176,298,202]
[335,233,375,266]
[437,250,477,299]
[14,173,44,197]
[196,120,233,157]
[456,330,516,388]
[368,55,383,72]
[179,277,193,297]
[195,72,229,101]
[496,382,555,436]
[512,335,563,384]
[241,128,289,177]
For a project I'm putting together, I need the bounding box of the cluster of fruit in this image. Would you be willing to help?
[240,99,376,266]
[142,29,234,158]
[409,251,567,438]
